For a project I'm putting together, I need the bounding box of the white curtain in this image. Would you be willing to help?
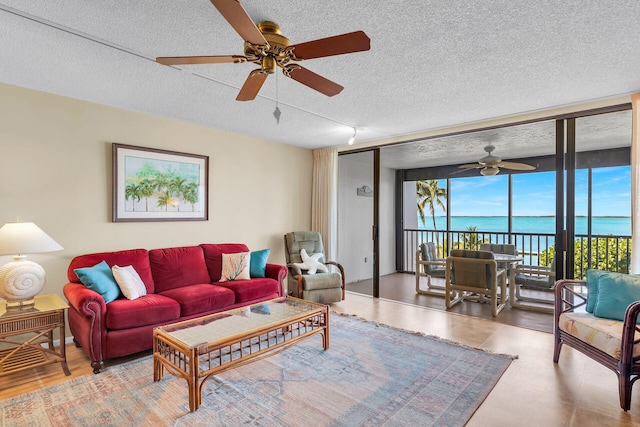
[311,146,338,261]
[631,92,640,273]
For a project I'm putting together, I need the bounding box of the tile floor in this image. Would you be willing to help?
[2,293,640,426]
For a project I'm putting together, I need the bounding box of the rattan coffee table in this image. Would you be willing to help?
[153,296,329,412]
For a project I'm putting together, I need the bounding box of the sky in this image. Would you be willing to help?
[429,165,631,217]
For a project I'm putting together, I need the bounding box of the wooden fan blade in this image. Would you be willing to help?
[285,66,344,97]
[499,161,536,171]
[236,70,267,101]
[156,55,247,66]
[210,0,267,46]
[458,164,483,170]
[290,31,370,60]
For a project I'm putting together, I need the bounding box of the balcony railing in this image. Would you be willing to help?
[403,228,631,279]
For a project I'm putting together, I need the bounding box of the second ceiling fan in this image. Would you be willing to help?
[453,145,536,176]
[156,0,371,101]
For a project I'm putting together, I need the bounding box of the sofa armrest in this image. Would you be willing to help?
[265,263,288,297]
[63,282,108,372]
[64,282,107,316]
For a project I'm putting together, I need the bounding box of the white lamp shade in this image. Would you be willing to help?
[0,222,63,255]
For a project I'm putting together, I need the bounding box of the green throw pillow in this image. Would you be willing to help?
[250,249,270,278]
[74,260,122,303]
[593,272,640,322]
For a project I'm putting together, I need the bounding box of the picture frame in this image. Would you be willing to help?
[112,143,208,222]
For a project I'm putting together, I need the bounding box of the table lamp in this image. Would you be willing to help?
[0,221,63,307]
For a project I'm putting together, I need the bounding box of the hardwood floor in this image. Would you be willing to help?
[3,293,640,426]
[348,272,555,333]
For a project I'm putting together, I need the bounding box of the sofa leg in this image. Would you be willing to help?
[73,337,82,348]
[91,360,104,374]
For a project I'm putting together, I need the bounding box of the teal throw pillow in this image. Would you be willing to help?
[74,260,122,303]
[250,249,270,278]
[586,269,608,313]
[593,272,640,322]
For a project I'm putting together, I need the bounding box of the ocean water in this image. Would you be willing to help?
[419,216,631,236]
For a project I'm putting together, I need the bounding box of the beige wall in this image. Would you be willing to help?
[0,83,313,300]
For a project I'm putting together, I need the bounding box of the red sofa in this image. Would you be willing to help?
[63,244,287,373]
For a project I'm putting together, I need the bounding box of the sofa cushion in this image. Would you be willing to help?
[201,243,250,282]
[559,311,640,360]
[105,294,181,330]
[215,277,281,304]
[158,284,236,317]
[68,249,154,294]
[149,246,211,293]
[74,261,123,304]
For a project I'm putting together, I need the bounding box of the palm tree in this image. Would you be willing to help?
[169,176,188,211]
[457,226,482,250]
[138,178,155,212]
[157,190,173,211]
[417,180,446,254]
[182,181,199,211]
[124,183,141,211]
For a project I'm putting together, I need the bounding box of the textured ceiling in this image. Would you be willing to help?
[1,1,639,156]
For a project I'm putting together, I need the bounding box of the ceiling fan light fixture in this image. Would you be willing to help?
[480,166,500,176]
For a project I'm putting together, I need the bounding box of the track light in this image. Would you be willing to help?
[348,128,356,145]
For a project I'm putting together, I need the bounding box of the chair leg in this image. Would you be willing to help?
[618,369,633,411]
[553,336,563,363]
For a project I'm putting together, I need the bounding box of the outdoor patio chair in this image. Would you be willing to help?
[283,231,345,304]
[415,242,447,296]
[509,253,556,313]
[445,249,507,317]
[479,243,518,275]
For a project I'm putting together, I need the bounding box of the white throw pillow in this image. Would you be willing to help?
[220,252,251,282]
[111,265,147,300]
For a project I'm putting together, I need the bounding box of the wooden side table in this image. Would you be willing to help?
[0,294,70,377]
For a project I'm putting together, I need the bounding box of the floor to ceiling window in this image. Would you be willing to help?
[338,105,632,290]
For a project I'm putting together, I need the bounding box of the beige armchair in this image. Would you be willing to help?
[283,231,345,304]
[415,242,447,296]
[509,253,556,312]
[445,249,507,317]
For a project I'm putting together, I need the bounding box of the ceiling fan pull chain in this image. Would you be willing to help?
[273,72,281,124]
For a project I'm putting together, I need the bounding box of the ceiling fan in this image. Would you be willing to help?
[156,0,371,101]
[453,145,536,176]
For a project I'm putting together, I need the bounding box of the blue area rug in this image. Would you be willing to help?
[3,314,514,426]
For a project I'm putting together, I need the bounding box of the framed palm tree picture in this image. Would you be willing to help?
[112,143,208,222]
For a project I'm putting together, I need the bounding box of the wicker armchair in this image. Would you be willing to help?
[554,279,640,410]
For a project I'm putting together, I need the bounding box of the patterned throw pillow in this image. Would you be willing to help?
[112,265,147,300]
[220,252,251,282]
